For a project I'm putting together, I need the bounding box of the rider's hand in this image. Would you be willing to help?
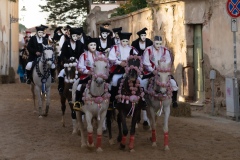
[104,48,110,53]
[87,71,92,75]
[120,61,127,67]
[36,52,41,56]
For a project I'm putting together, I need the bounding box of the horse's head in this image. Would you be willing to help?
[63,57,78,83]
[92,57,109,86]
[153,60,172,95]
[125,55,142,81]
[42,44,55,67]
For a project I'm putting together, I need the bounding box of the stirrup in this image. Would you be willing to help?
[73,101,83,111]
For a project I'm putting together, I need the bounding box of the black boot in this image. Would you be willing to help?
[26,70,32,84]
[172,91,178,108]
[50,69,55,83]
[58,77,64,94]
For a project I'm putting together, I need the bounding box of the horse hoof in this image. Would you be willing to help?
[129,149,135,153]
[119,143,125,150]
[87,142,95,148]
[152,142,157,147]
[96,147,103,152]
[81,143,86,148]
[38,115,43,118]
[72,130,77,135]
[109,138,115,145]
[164,146,170,151]
[135,123,138,129]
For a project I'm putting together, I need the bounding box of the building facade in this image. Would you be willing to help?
[0,0,19,82]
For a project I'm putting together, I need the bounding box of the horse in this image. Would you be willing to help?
[74,57,110,152]
[60,57,79,134]
[144,60,172,150]
[31,45,55,118]
[115,55,145,152]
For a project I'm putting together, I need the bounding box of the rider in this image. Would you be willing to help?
[111,27,122,45]
[25,26,54,84]
[57,28,85,94]
[132,27,153,127]
[142,36,178,108]
[96,27,113,56]
[74,37,106,109]
[108,32,138,108]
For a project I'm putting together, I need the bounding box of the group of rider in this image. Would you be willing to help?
[23,22,178,125]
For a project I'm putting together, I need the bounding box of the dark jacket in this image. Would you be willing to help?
[60,39,84,63]
[27,35,48,61]
[96,37,113,53]
[131,38,153,56]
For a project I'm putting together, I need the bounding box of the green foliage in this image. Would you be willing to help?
[39,0,89,26]
[111,0,147,17]
[19,23,27,32]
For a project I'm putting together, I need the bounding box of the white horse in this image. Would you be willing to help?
[144,60,172,150]
[31,45,55,118]
[74,57,110,152]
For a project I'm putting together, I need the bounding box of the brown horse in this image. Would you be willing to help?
[60,57,79,134]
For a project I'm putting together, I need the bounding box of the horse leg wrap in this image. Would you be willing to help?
[152,130,156,142]
[88,132,93,145]
[121,136,127,146]
[128,135,135,150]
[96,135,102,148]
[164,132,169,146]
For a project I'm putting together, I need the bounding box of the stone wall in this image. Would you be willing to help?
[87,0,240,110]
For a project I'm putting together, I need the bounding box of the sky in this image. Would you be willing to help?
[19,0,49,28]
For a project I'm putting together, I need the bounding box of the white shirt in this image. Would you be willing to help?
[70,41,76,50]
[108,44,138,65]
[139,41,146,50]
[100,39,107,49]
[78,51,105,74]
[59,35,65,49]
[36,36,43,43]
[143,46,172,72]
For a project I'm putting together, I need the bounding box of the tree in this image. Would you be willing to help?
[19,23,27,32]
[39,0,89,26]
[111,0,147,17]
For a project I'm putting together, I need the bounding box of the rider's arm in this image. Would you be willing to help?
[170,78,178,91]
[142,49,154,72]
[27,37,37,55]
[77,53,90,74]
[59,35,65,49]
[108,46,121,65]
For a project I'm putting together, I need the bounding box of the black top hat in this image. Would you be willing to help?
[36,26,45,31]
[85,36,97,46]
[119,32,132,40]
[102,22,111,26]
[137,27,148,36]
[112,27,122,33]
[100,27,110,33]
[154,36,162,42]
[65,25,71,30]
[70,28,79,35]
[40,24,48,29]
[76,27,83,35]
[54,26,63,33]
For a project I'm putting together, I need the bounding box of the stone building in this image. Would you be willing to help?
[87,0,240,115]
[0,0,19,83]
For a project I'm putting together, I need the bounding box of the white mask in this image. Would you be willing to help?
[71,34,78,41]
[101,32,108,39]
[121,39,129,47]
[37,31,44,38]
[88,42,96,52]
[140,34,146,42]
[115,32,119,39]
[57,32,62,36]
[153,41,162,50]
